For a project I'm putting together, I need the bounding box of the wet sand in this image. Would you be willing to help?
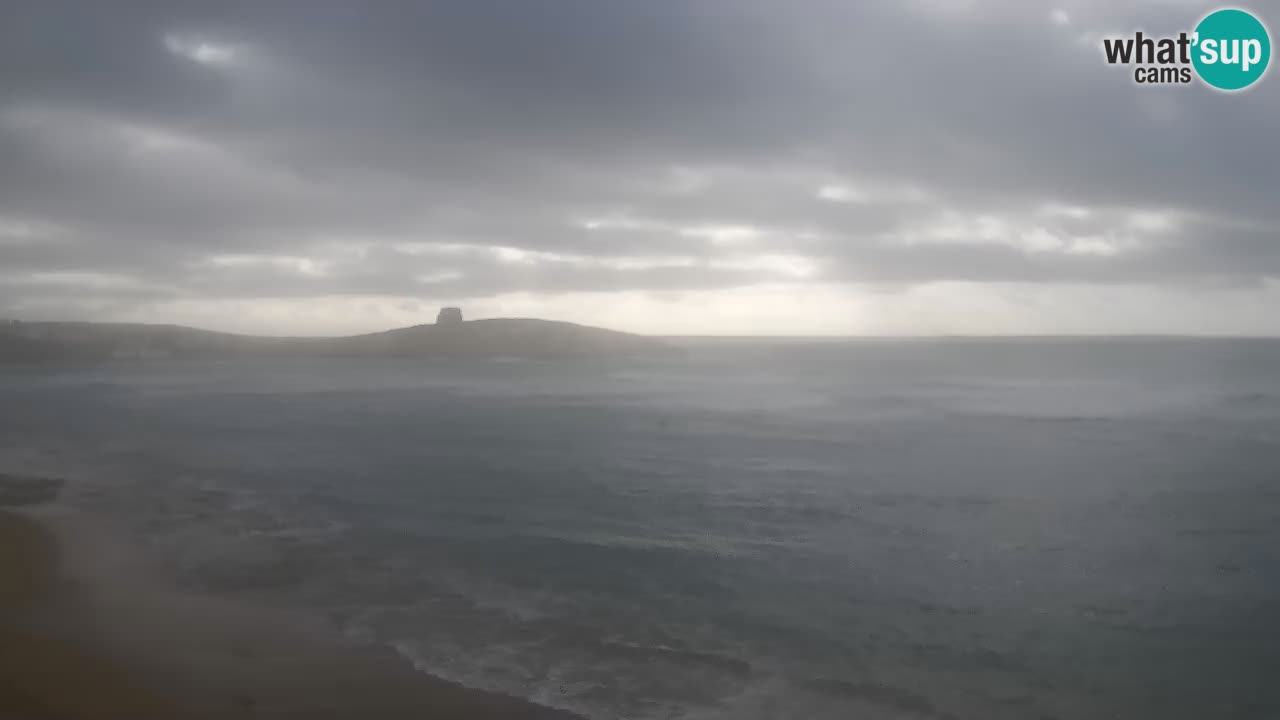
[0,510,581,719]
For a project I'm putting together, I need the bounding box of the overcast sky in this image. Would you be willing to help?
[1,0,1278,336]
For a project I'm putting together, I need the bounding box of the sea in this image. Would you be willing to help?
[2,338,1278,719]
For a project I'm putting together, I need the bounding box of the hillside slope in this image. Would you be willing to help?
[0,318,667,364]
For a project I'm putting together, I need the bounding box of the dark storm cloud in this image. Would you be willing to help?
[1,0,1278,319]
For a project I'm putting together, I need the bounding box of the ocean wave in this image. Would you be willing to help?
[803,677,946,718]
[596,639,752,677]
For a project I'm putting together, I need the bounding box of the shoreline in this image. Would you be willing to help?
[0,510,178,719]
[0,509,583,720]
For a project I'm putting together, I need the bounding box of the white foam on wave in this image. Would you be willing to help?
[386,636,599,718]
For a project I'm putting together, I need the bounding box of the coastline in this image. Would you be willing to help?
[0,509,582,720]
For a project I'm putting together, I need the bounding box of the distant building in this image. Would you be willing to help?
[436,307,463,325]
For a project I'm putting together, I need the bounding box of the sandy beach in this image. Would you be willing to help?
[0,509,580,720]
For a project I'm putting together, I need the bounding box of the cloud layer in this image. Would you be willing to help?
[1,0,1278,334]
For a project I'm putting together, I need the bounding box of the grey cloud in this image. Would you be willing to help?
[1,0,1278,323]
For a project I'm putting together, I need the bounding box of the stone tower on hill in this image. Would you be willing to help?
[436,307,463,325]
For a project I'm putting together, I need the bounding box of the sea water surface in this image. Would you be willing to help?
[2,338,1279,719]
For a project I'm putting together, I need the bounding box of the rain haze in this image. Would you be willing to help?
[3,3,1280,720]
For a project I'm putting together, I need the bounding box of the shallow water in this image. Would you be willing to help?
[2,338,1279,719]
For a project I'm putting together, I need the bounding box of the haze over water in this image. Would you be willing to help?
[3,338,1279,719]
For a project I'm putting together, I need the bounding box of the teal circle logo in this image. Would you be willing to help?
[1192,8,1271,90]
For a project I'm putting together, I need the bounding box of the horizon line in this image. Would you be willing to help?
[5,317,1280,342]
